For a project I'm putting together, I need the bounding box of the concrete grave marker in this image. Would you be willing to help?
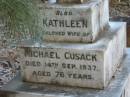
[38,0,109,43]
[17,22,126,89]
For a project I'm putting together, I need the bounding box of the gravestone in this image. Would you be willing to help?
[16,0,126,89]
[17,22,126,89]
[1,49,130,97]
[39,0,109,43]
[0,0,129,97]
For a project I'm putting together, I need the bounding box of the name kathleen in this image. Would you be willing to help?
[43,19,88,28]
[24,49,97,61]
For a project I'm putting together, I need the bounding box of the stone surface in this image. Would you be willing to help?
[56,0,89,4]
[1,49,130,97]
[38,0,109,43]
[16,22,126,89]
[120,76,130,97]
[56,0,83,4]
[100,0,109,30]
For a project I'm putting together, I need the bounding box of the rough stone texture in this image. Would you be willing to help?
[99,0,109,30]
[56,0,99,4]
[110,0,130,48]
[16,22,126,89]
[120,76,130,97]
[37,0,109,43]
[40,1,99,43]
[56,0,84,4]
[0,48,20,88]
[1,49,130,97]
[110,0,130,17]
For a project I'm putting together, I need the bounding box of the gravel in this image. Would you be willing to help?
[110,0,130,18]
[0,48,20,88]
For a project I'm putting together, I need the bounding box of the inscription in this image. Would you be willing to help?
[42,9,88,28]
[80,64,96,71]
[40,8,96,42]
[32,71,51,77]
[39,4,101,42]
[43,10,88,28]
[22,48,101,82]
[25,61,97,71]
[62,63,77,69]
[25,49,97,62]
[56,10,73,16]
[44,31,91,37]
[25,60,41,67]
[43,19,87,28]
[67,31,80,36]
[45,62,58,69]
[55,71,93,80]
[68,73,92,80]
[55,71,65,78]
[64,52,97,61]
[44,31,65,36]
[25,49,60,59]
[32,71,93,80]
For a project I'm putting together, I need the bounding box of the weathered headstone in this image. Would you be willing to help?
[39,0,109,43]
[1,49,130,97]
[17,22,126,89]
[0,0,128,96]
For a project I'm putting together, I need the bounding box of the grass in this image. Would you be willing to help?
[0,0,40,42]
